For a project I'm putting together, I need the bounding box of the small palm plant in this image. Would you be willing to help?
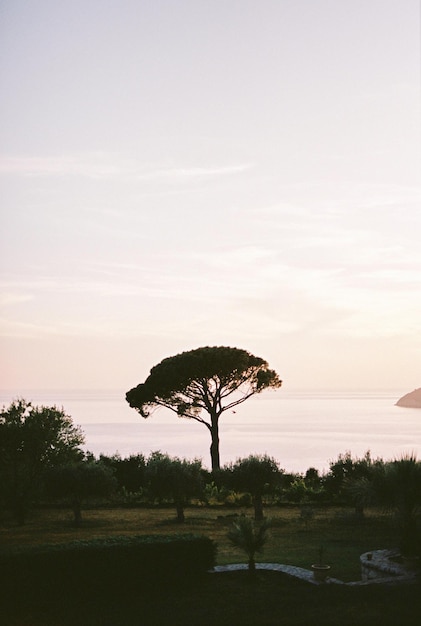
[227,515,271,574]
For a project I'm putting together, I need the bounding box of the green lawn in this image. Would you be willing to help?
[1,505,419,626]
[1,504,397,581]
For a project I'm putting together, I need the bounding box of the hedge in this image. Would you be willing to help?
[0,534,217,601]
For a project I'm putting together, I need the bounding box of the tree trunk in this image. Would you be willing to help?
[210,420,220,472]
[72,498,82,527]
[253,494,264,521]
[248,557,256,575]
[175,502,185,523]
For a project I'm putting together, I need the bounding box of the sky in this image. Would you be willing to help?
[1,0,420,393]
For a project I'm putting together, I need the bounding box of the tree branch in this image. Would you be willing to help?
[223,391,256,412]
[154,400,211,429]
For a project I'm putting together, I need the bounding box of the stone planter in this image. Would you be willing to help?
[311,564,331,583]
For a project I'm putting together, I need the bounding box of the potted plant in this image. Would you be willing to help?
[311,544,331,582]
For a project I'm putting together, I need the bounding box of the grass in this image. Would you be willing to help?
[1,504,397,581]
[1,504,419,626]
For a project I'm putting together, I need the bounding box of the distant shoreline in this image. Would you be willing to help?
[395,388,421,408]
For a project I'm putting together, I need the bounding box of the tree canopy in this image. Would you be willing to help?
[371,454,421,555]
[0,399,84,523]
[145,451,203,522]
[46,460,117,526]
[126,346,282,470]
[227,454,282,520]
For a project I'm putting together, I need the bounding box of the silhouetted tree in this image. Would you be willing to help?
[0,399,84,523]
[99,453,146,493]
[126,346,282,470]
[145,452,203,522]
[227,454,282,520]
[304,467,321,489]
[46,460,117,526]
[370,455,421,556]
[324,450,378,515]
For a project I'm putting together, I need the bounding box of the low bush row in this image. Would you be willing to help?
[0,534,217,601]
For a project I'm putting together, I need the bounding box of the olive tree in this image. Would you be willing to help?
[324,450,379,516]
[46,460,117,526]
[126,346,282,470]
[99,453,146,494]
[145,452,203,522]
[346,454,421,555]
[227,454,282,520]
[372,455,421,556]
[0,399,84,523]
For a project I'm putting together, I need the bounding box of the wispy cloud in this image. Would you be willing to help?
[0,316,140,339]
[0,153,252,182]
[0,277,141,299]
[0,153,120,178]
[135,164,253,182]
[0,317,62,338]
[0,293,33,306]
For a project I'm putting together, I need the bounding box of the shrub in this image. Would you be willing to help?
[0,534,217,602]
[227,515,271,573]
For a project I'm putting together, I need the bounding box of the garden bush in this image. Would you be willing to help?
[0,533,217,602]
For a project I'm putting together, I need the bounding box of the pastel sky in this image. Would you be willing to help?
[1,0,420,392]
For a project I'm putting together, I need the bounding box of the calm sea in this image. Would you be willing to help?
[1,388,420,473]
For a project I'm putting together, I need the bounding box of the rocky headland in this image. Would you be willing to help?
[395,388,421,408]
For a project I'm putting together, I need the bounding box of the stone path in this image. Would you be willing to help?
[211,562,342,585]
[211,550,419,586]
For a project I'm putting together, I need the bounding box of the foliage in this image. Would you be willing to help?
[304,467,321,489]
[145,451,204,522]
[225,454,283,520]
[283,477,308,503]
[202,479,223,504]
[45,460,117,526]
[370,454,421,555]
[227,515,271,572]
[0,399,84,523]
[99,453,146,494]
[0,534,217,604]
[126,346,281,470]
[324,450,382,514]
[344,454,421,555]
[278,473,327,505]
